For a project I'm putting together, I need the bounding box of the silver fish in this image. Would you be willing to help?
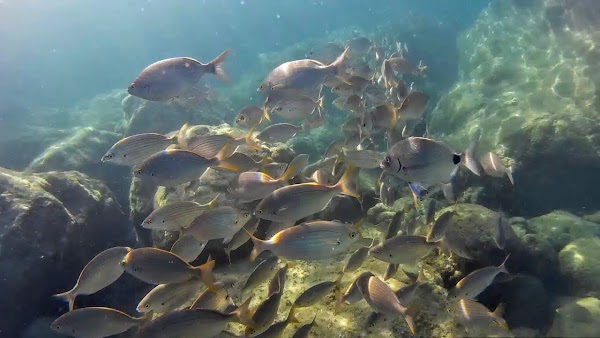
[450,255,510,300]
[190,279,237,312]
[224,218,260,263]
[128,50,229,101]
[454,299,509,332]
[249,220,361,261]
[291,315,317,338]
[479,151,514,185]
[383,264,399,281]
[102,133,176,166]
[245,290,283,336]
[262,162,288,179]
[121,248,216,291]
[426,210,454,243]
[241,256,280,295]
[340,271,373,305]
[398,91,429,121]
[342,149,383,169]
[136,279,204,314]
[142,196,218,231]
[343,246,370,273]
[185,132,256,160]
[256,123,302,143]
[236,105,264,129]
[184,206,252,242]
[356,275,416,335]
[254,166,358,224]
[271,96,323,121]
[258,48,349,98]
[381,132,482,189]
[494,213,508,250]
[50,307,146,338]
[53,246,131,311]
[384,210,403,240]
[171,235,206,263]
[368,235,436,264]
[136,299,252,338]
[301,156,336,177]
[254,307,299,338]
[292,278,341,309]
[267,263,288,298]
[133,149,216,187]
[305,42,345,64]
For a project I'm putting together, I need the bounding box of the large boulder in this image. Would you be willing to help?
[0,168,134,337]
[26,127,131,207]
[429,0,600,216]
[559,237,600,298]
[548,296,600,337]
[528,210,600,251]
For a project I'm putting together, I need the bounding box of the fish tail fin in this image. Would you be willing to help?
[177,122,191,149]
[244,227,269,261]
[499,253,511,274]
[243,126,261,151]
[196,259,218,292]
[287,305,300,324]
[334,164,359,198]
[462,130,483,176]
[233,295,254,326]
[208,49,230,82]
[492,303,509,331]
[257,155,272,172]
[507,166,515,186]
[403,306,418,335]
[214,143,237,168]
[262,97,272,122]
[279,157,302,183]
[52,290,76,311]
[330,46,350,76]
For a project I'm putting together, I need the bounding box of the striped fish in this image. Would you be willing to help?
[102,133,176,166]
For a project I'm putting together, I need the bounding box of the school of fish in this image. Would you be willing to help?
[52,35,516,337]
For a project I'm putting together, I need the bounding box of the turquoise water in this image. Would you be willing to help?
[2,1,600,337]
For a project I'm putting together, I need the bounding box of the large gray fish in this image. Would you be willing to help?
[102,133,176,166]
[249,220,362,261]
[128,50,230,101]
[343,246,371,274]
[135,298,253,338]
[356,274,416,335]
[50,307,147,338]
[53,246,131,311]
[398,91,429,121]
[136,279,204,314]
[254,166,359,224]
[241,256,280,296]
[170,234,206,263]
[479,151,514,185]
[368,235,436,264]
[258,47,349,98]
[236,105,264,129]
[454,299,509,332]
[133,149,219,187]
[121,248,217,291]
[450,255,510,300]
[142,195,219,231]
[381,132,482,190]
[184,206,252,242]
[256,123,302,143]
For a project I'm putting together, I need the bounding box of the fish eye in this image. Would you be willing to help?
[259,84,265,90]
[277,107,282,111]
[240,115,245,120]
[227,187,233,192]
[349,232,357,238]
[384,156,391,164]
[150,173,154,177]
[123,154,127,158]
[243,212,249,218]
[272,211,277,216]
[279,165,285,170]
[129,83,135,89]
[257,210,263,214]
[389,254,393,258]
[146,220,152,224]
[145,304,150,308]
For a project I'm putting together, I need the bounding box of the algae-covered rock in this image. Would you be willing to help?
[528,210,600,251]
[559,237,600,297]
[548,296,600,337]
[430,0,600,216]
[0,168,133,337]
[498,275,552,332]
[26,127,131,206]
[69,89,128,133]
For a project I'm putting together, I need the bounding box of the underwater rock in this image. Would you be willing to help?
[548,296,600,337]
[129,176,158,247]
[517,234,561,292]
[429,0,600,216]
[0,168,133,337]
[0,126,72,171]
[69,89,129,133]
[528,210,600,251]
[497,274,552,333]
[559,237,600,298]
[26,127,131,207]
